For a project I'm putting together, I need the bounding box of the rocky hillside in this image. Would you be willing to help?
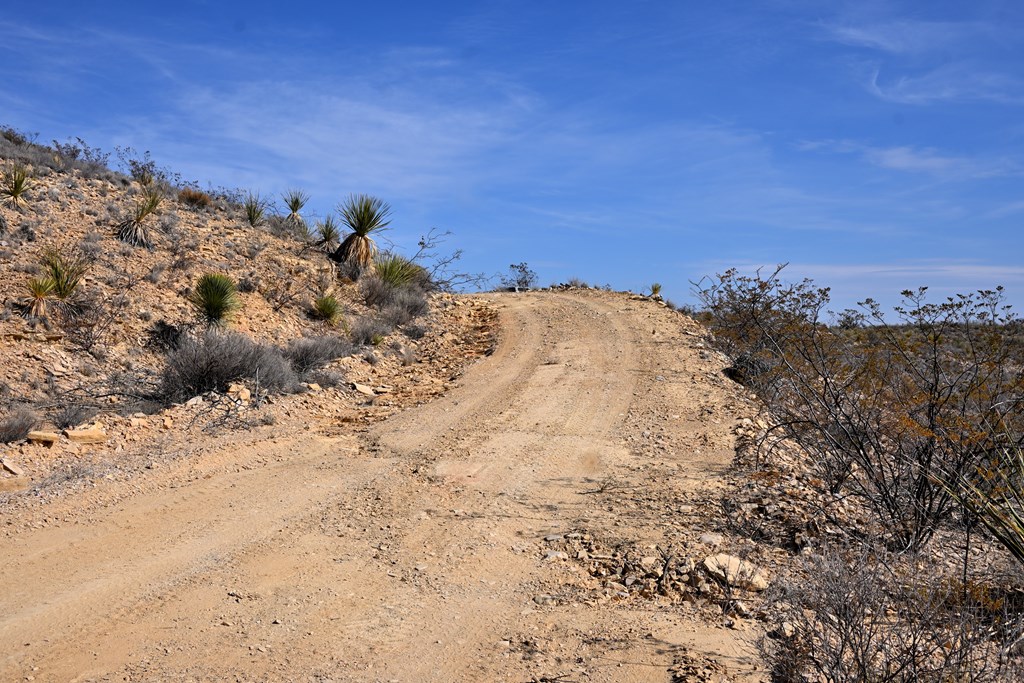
[0,130,496,495]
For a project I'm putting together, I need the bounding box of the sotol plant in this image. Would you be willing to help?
[188,273,242,327]
[333,194,391,275]
[1,163,31,208]
[116,188,162,247]
[375,252,423,289]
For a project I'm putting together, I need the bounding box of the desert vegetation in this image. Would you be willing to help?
[0,124,481,447]
[694,265,1024,681]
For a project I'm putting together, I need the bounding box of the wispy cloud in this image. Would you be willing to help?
[798,139,1018,180]
[824,20,992,55]
[868,63,1024,105]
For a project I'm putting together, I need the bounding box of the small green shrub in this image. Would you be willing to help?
[500,262,537,290]
[650,282,662,297]
[374,253,426,290]
[1,163,31,208]
[312,294,342,326]
[188,273,242,327]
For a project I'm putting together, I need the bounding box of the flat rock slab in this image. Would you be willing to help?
[703,554,768,592]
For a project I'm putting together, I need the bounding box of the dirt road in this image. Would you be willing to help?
[0,291,763,682]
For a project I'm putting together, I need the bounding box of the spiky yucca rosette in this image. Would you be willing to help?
[333,194,391,276]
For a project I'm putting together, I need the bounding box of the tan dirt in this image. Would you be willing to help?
[0,289,765,682]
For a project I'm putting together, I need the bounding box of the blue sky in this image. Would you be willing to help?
[2,1,1023,311]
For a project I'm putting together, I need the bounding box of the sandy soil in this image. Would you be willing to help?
[0,289,765,682]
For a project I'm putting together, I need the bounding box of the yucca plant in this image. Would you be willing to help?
[1,163,31,208]
[375,252,423,289]
[24,276,54,318]
[116,188,162,248]
[41,247,89,313]
[332,194,391,275]
[314,216,341,252]
[243,192,267,228]
[650,282,662,297]
[942,447,1024,567]
[282,189,309,226]
[312,294,342,326]
[188,273,242,327]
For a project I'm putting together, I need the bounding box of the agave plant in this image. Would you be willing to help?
[188,273,242,327]
[282,189,309,227]
[24,276,54,319]
[1,163,31,208]
[116,188,162,248]
[243,192,267,228]
[332,194,391,275]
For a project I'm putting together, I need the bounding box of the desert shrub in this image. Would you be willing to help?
[0,405,38,443]
[53,137,112,176]
[361,273,429,320]
[283,336,353,377]
[178,187,212,209]
[1,162,31,208]
[760,546,1019,683]
[0,211,7,236]
[146,320,185,350]
[351,316,392,346]
[403,323,428,340]
[188,273,242,327]
[380,290,429,327]
[116,188,162,248]
[650,282,662,297]
[52,403,99,430]
[159,330,297,402]
[500,262,537,289]
[311,294,343,326]
[694,267,1024,552]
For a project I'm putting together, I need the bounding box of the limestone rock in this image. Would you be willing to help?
[26,431,60,447]
[353,383,376,396]
[702,554,768,592]
[63,423,107,444]
[1,459,25,477]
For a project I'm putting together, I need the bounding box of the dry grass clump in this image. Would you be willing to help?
[178,187,212,210]
[283,336,352,378]
[0,405,38,443]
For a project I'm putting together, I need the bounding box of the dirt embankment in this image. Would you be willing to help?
[0,289,768,682]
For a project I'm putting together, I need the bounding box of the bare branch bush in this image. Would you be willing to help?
[694,268,1024,552]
